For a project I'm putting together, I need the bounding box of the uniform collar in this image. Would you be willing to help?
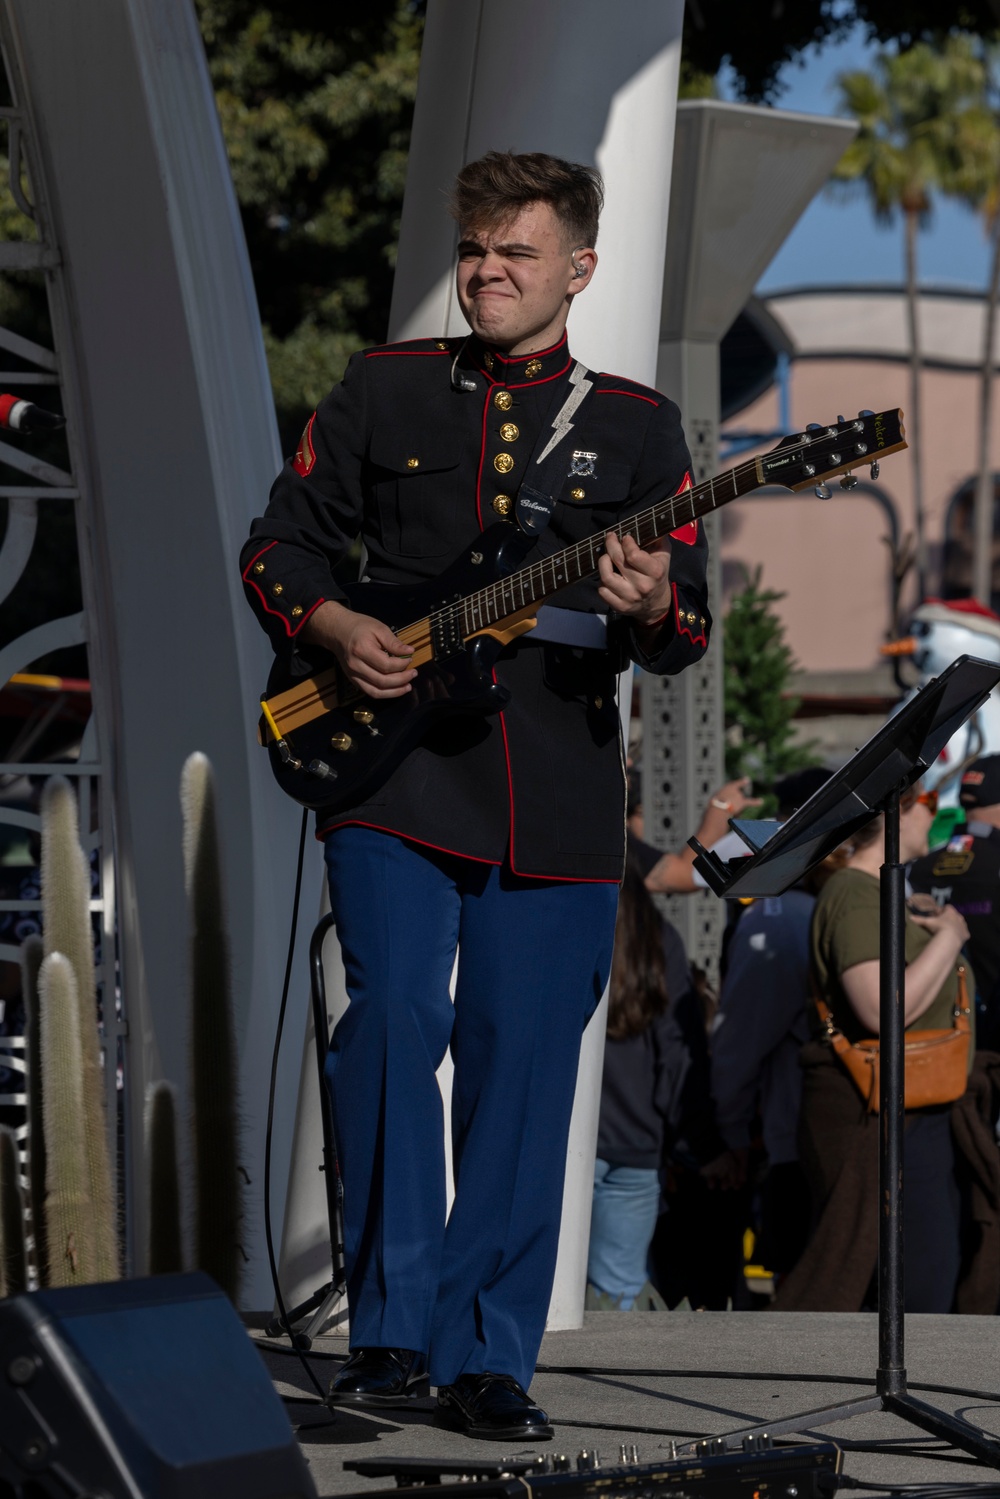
[464,331,571,387]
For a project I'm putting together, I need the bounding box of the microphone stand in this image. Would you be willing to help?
[266,912,347,1348]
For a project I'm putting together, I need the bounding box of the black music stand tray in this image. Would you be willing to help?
[265,912,347,1348]
[686,654,1000,1467]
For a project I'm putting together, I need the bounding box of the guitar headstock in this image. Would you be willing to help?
[759,410,906,493]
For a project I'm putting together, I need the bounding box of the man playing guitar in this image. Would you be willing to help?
[241,150,711,1440]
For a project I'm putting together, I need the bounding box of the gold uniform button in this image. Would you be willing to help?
[493,493,513,517]
[291,605,303,617]
[272,583,284,596]
[570,486,586,500]
[493,452,515,475]
[494,390,513,411]
[700,616,706,627]
[484,352,495,372]
[253,562,265,575]
[406,456,419,469]
[686,611,696,623]
[435,341,448,350]
[594,696,603,710]
[524,358,543,377]
[499,422,520,443]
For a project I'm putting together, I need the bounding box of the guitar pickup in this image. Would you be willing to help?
[430,611,464,659]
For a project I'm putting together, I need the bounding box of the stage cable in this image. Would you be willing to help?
[262,806,328,1404]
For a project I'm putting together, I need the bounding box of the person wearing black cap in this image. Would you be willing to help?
[910,755,1000,1052]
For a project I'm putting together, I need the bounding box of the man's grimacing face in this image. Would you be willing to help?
[455,200,595,355]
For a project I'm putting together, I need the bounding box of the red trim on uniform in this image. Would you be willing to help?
[497,700,518,864]
[595,388,659,407]
[473,331,568,377]
[670,521,699,546]
[669,471,698,544]
[507,354,573,389]
[242,540,278,574]
[293,412,317,476]
[242,541,323,638]
[315,818,502,864]
[672,582,708,647]
[363,349,451,358]
[289,596,325,637]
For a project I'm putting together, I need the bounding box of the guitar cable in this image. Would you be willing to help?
[260,804,329,1406]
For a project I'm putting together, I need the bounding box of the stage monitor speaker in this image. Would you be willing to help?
[0,1271,318,1499]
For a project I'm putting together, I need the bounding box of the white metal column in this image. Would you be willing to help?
[1,0,321,1306]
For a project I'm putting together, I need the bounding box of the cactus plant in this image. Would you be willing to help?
[181,753,242,1299]
[146,1081,183,1275]
[20,933,46,1283]
[39,777,116,1279]
[39,954,111,1284]
[0,1125,27,1296]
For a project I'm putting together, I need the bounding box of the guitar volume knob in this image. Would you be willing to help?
[353,710,374,724]
[331,733,353,751]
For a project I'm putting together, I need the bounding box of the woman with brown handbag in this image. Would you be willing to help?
[773,785,975,1314]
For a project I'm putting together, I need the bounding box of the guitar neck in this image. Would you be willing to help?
[457,454,761,635]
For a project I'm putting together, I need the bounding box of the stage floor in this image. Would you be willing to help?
[254,1310,1000,1497]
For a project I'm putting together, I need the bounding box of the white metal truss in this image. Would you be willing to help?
[0,20,123,1267]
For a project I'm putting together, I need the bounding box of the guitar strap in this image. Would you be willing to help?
[514,360,599,537]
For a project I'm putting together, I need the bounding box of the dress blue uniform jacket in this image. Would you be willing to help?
[240,331,711,881]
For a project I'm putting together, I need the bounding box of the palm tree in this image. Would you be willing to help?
[948,68,1000,606]
[834,37,991,603]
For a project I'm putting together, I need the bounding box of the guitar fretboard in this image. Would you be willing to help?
[436,453,763,638]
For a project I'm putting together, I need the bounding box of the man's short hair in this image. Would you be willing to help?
[451,150,604,248]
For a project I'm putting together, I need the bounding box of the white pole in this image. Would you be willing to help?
[390,0,685,1330]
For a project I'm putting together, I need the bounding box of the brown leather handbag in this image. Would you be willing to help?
[815,965,972,1112]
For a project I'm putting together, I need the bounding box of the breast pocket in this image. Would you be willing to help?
[551,460,635,544]
[368,427,462,559]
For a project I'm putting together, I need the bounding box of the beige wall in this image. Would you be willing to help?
[721,356,1000,675]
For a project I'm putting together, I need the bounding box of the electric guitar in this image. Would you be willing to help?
[258,410,906,810]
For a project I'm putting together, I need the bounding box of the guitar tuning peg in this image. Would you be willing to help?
[869,460,880,481]
[859,409,874,418]
[814,482,832,499]
[840,473,859,490]
[806,422,822,432]
[836,414,846,424]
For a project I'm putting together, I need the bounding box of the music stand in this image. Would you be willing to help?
[686,654,1000,1467]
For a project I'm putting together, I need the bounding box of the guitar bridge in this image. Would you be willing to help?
[430,609,464,660]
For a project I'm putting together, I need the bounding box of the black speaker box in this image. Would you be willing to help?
[0,1271,317,1499]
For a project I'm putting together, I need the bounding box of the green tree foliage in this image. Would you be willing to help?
[832,36,993,600]
[196,0,424,449]
[684,1,999,104]
[723,567,816,795]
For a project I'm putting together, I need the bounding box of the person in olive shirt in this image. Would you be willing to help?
[775,785,972,1313]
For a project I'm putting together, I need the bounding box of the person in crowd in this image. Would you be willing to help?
[587,860,732,1310]
[709,768,835,1283]
[774,784,1000,1314]
[627,772,761,894]
[910,755,1000,1052]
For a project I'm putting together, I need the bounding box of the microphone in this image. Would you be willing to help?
[0,393,66,432]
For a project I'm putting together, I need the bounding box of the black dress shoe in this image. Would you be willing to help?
[434,1372,553,1440]
[329,1347,428,1407]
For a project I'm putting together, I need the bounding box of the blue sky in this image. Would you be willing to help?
[720,25,995,294]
